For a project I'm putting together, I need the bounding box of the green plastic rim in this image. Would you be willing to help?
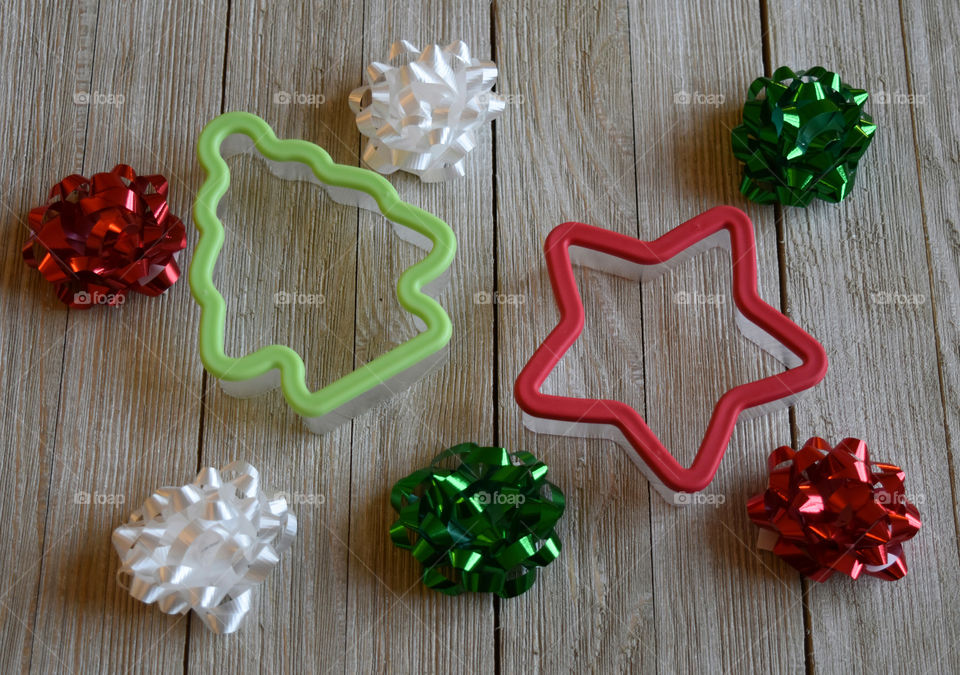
[189,111,456,425]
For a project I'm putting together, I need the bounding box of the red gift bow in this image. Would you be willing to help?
[747,437,921,581]
[22,164,186,308]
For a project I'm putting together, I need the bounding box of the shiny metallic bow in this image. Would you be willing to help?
[349,40,504,182]
[23,164,186,308]
[731,66,876,207]
[390,443,565,598]
[112,462,296,633]
[748,437,921,581]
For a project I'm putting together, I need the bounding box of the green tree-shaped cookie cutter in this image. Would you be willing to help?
[190,111,457,433]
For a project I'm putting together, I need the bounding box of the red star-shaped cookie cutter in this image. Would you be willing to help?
[514,206,828,501]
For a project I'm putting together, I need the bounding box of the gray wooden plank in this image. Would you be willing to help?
[900,0,960,636]
[0,1,90,671]
[344,3,496,672]
[26,1,225,672]
[628,0,806,671]
[186,1,363,672]
[765,0,960,671]
[495,1,658,671]
[3,0,957,672]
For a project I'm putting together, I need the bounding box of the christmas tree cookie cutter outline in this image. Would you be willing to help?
[190,111,456,433]
[514,206,828,501]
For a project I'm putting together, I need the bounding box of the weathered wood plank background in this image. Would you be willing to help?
[1,0,957,672]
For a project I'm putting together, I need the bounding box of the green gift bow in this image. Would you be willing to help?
[390,443,565,598]
[731,66,877,207]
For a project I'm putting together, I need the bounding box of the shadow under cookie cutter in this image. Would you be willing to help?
[513,206,828,501]
[190,111,457,433]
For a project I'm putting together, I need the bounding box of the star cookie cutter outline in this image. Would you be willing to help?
[190,111,457,433]
[513,206,828,501]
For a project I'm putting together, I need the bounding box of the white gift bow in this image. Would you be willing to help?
[349,40,505,182]
[112,462,297,634]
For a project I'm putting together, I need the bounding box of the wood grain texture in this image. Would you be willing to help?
[0,1,87,671]
[765,0,960,672]
[900,11,960,658]
[25,2,223,672]
[187,1,362,673]
[344,2,496,672]
[495,1,657,671]
[0,0,957,672]
[628,1,806,671]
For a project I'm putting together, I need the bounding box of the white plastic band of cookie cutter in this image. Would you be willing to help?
[212,133,450,433]
[521,228,809,502]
